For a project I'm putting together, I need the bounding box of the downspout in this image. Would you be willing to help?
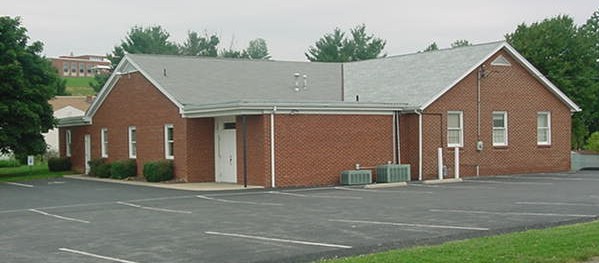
[417,110,423,181]
[396,112,401,164]
[270,106,277,188]
[392,111,397,163]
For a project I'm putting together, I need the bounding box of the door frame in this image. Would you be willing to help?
[84,134,91,174]
[214,116,237,183]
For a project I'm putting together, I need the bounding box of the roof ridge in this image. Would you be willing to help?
[346,40,506,64]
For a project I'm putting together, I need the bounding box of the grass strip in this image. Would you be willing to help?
[322,220,599,263]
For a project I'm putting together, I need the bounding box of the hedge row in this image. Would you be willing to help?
[88,159,173,182]
[48,157,71,171]
[0,159,20,168]
[88,158,136,179]
[143,160,174,182]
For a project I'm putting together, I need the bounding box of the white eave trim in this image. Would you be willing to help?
[420,42,581,113]
[182,102,405,118]
[503,44,581,112]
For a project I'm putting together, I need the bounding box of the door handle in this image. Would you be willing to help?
[229,154,233,165]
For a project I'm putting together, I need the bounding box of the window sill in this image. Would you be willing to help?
[493,145,509,150]
[537,144,552,148]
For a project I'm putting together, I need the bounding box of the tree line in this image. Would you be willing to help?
[1,8,599,157]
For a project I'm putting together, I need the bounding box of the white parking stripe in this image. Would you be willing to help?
[205,231,352,249]
[464,180,552,185]
[268,191,363,200]
[496,176,599,182]
[59,248,137,263]
[196,195,283,206]
[28,209,90,223]
[334,186,434,194]
[116,201,192,214]
[4,182,34,188]
[429,209,596,218]
[328,219,489,231]
[515,201,599,207]
[410,184,497,190]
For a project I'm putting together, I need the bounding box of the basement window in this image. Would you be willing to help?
[447,111,463,147]
[128,126,137,158]
[224,122,236,130]
[491,55,511,66]
[164,124,174,160]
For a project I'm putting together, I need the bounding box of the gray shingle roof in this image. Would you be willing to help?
[126,54,343,106]
[343,41,504,108]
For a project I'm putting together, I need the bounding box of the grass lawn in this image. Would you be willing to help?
[66,86,96,96]
[0,163,73,182]
[63,77,96,96]
[322,220,599,263]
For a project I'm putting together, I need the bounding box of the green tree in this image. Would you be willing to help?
[585,131,599,152]
[90,73,110,93]
[108,25,179,66]
[422,42,439,52]
[306,24,386,62]
[219,48,249,58]
[506,15,599,148]
[451,39,471,48]
[0,16,63,156]
[246,38,270,59]
[179,31,220,57]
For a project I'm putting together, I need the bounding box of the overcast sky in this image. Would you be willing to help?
[2,1,597,61]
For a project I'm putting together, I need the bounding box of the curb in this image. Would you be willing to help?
[422,178,463,184]
[364,182,408,189]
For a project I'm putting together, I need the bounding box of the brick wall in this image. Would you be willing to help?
[416,49,572,180]
[59,72,214,182]
[235,115,271,186]
[273,114,394,187]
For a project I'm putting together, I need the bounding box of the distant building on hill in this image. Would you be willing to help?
[51,54,111,78]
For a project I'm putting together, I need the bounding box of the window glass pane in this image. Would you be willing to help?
[167,127,173,141]
[448,130,460,145]
[447,114,459,128]
[493,113,505,128]
[538,129,548,143]
[131,129,136,141]
[493,130,505,144]
[537,114,548,128]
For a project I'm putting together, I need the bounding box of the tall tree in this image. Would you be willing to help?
[179,31,220,57]
[422,42,439,52]
[506,15,599,149]
[246,38,270,59]
[108,25,179,66]
[451,39,471,48]
[0,16,63,156]
[306,24,386,62]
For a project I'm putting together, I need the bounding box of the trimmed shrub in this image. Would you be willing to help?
[143,160,174,182]
[110,159,137,179]
[88,158,111,178]
[0,159,20,168]
[47,157,71,171]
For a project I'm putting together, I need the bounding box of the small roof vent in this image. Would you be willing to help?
[491,55,511,66]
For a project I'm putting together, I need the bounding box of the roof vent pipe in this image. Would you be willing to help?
[163,68,167,77]
[356,95,360,102]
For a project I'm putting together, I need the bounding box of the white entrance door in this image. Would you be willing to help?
[215,116,237,183]
[84,134,91,174]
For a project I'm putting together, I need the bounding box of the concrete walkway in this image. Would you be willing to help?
[64,175,263,191]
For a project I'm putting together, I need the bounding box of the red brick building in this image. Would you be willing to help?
[58,42,580,187]
[51,55,111,77]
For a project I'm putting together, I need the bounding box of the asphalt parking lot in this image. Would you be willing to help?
[1,171,599,263]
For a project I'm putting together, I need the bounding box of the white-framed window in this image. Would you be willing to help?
[492,111,508,146]
[537,112,551,145]
[447,111,463,147]
[128,126,137,158]
[65,130,72,157]
[164,124,174,159]
[101,128,108,158]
